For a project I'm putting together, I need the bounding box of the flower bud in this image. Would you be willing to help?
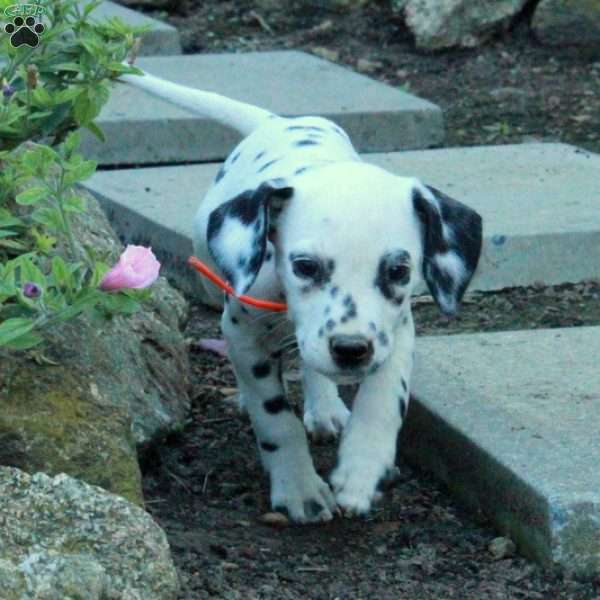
[23,282,42,298]
[26,64,38,90]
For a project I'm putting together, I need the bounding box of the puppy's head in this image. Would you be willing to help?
[207,163,482,383]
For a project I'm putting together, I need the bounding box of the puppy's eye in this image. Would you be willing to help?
[292,257,321,279]
[388,263,410,283]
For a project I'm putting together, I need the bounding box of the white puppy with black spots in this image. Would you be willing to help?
[120,68,483,523]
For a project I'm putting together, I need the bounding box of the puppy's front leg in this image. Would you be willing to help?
[330,328,413,516]
[223,310,337,523]
[302,366,351,441]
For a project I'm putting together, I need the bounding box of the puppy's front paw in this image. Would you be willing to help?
[330,459,388,517]
[271,466,338,524]
[303,399,350,442]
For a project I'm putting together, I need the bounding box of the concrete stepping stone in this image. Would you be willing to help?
[84,1,181,56]
[405,326,600,577]
[83,143,600,298]
[81,51,444,165]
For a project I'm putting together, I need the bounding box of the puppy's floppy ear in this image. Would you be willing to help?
[207,179,293,295]
[412,183,483,316]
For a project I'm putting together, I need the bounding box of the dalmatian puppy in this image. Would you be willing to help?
[119,68,483,523]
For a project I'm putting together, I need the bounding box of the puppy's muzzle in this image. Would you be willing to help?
[329,335,374,369]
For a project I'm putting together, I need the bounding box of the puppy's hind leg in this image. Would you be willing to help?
[222,309,337,523]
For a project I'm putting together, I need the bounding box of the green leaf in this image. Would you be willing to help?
[15,186,50,206]
[99,292,140,315]
[64,130,81,155]
[84,120,106,142]
[63,160,97,185]
[63,194,87,213]
[73,90,97,125]
[30,229,56,254]
[55,87,84,103]
[18,259,46,288]
[0,317,35,346]
[31,207,64,230]
[51,256,72,288]
[56,289,101,321]
[5,330,43,350]
[0,229,17,238]
[0,239,27,251]
[52,62,83,73]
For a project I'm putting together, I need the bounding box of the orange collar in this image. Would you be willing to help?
[188,256,288,312]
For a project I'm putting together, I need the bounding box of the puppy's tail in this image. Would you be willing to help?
[118,68,275,136]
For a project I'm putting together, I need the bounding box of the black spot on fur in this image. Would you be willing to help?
[271,350,282,360]
[325,319,336,331]
[413,186,483,316]
[265,250,273,261]
[287,125,325,132]
[231,316,239,325]
[332,125,347,138]
[264,395,291,414]
[261,441,279,452]
[399,395,407,420]
[318,327,324,337]
[330,286,339,298]
[258,159,279,173]
[294,139,319,147]
[252,361,271,378]
[375,250,411,305]
[230,150,241,164]
[241,306,249,314]
[377,331,389,346]
[214,165,226,183]
[369,321,377,332]
[402,316,409,325]
[254,150,266,162]
[304,499,326,518]
[401,378,408,393]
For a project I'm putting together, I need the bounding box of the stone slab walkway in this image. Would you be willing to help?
[85,0,181,56]
[405,326,600,577]
[81,51,444,165]
[83,143,600,298]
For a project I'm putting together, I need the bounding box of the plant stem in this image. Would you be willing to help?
[54,170,78,261]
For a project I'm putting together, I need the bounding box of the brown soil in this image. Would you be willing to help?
[126,2,600,598]
[142,281,600,600]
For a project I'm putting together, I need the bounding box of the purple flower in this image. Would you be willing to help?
[2,83,14,98]
[23,282,42,298]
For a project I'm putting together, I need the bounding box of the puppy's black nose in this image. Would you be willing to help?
[329,335,373,368]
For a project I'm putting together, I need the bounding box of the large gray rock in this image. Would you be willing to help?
[404,0,528,49]
[532,0,600,46]
[0,467,179,599]
[0,188,191,505]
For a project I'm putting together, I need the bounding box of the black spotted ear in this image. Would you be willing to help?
[207,179,293,295]
[412,184,483,316]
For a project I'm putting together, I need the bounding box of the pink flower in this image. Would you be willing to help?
[99,245,160,291]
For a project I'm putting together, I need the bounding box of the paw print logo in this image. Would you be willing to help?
[4,15,45,48]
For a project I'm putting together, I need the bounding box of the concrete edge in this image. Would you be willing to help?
[400,375,600,578]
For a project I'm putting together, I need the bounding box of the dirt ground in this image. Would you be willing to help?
[127,1,600,598]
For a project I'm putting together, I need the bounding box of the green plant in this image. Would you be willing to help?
[0,0,154,352]
[1,0,145,149]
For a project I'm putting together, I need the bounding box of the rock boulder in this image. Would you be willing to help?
[0,467,179,600]
[404,0,528,49]
[0,189,191,505]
